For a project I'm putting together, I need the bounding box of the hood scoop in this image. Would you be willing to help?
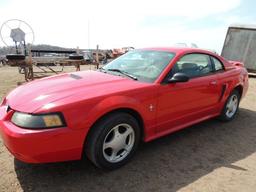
[70,73,82,80]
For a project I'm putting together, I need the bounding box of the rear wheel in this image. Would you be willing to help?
[85,112,141,170]
[219,89,240,121]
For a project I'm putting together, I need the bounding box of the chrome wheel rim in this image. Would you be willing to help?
[103,123,135,163]
[226,94,238,118]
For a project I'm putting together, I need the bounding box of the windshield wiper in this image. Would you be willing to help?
[107,68,138,80]
[98,67,107,73]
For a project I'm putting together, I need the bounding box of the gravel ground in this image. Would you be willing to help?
[0,66,256,192]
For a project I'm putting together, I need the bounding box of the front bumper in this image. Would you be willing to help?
[0,106,85,163]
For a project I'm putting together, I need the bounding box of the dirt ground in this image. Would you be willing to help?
[0,66,256,192]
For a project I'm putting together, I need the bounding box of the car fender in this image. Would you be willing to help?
[90,95,144,119]
[82,95,146,135]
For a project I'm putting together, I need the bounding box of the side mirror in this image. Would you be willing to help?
[167,73,189,83]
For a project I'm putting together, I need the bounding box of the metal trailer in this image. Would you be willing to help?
[221,24,256,72]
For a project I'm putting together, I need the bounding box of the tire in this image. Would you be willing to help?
[85,112,141,170]
[69,54,84,60]
[6,54,25,60]
[219,89,240,121]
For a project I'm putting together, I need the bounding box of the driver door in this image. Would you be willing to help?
[156,53,222,133]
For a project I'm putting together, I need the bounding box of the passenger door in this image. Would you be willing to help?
[156,53,223,133]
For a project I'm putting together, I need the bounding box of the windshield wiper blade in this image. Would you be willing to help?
[107,68,138,80]
[98,67,107,73]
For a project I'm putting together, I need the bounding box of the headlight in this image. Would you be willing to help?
[11,112,66,129]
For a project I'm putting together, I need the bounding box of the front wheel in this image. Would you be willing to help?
[219,89,240,121]
[85,112,141,170]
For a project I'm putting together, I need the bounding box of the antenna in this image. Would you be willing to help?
[88,20,90,50]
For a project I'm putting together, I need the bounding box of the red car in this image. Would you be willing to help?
[0,47,249,169]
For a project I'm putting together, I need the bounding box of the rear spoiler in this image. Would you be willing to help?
[229,60,244,67]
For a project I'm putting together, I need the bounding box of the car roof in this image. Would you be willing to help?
[140,47,217,55]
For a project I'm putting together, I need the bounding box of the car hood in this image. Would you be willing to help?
[6,70,146,113]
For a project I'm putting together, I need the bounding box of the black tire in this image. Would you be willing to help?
[85,112,141,170]
[69,54,84,60]
[6,54,25,60]
[219,89,240,121]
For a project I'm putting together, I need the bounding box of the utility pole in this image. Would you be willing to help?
[96,44,99,69]
[88,20,90,50]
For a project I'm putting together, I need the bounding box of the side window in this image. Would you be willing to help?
[211,57,224,71]
[172,54,213,78]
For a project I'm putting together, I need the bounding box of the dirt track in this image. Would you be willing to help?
[0,66,256,192]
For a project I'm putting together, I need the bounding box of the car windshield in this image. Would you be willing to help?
[102,50,175,83]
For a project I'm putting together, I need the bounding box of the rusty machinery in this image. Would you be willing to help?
[112,47,134,58]
[0,19,35,81]
[0,19,134,81]
[0,19,89,81]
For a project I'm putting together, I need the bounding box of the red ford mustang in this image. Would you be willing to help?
[0,47,249,169]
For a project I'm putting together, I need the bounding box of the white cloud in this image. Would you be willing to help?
[0,0,242,51]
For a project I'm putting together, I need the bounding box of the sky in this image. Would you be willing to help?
[0,0,255,53]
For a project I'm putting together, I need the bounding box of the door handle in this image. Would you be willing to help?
[209,80,217,85]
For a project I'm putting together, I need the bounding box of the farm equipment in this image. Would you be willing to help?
[0,19,135,81]
[112,47,134,58]
[0,19,89,81]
